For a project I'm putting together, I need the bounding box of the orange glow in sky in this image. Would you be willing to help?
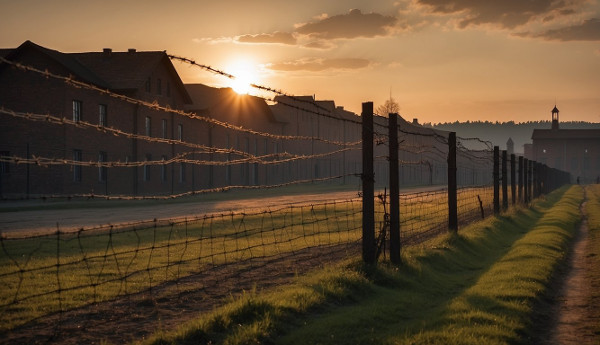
[225,59,259,95]
[1,1,599,123]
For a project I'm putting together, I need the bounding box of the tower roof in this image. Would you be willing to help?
[552,105,559,113]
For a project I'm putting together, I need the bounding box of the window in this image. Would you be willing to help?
[144,154,151,181]
[73,149,82,182]
[73,100,82,122]
[0,151,9,174]
[145,116,151,136]
[157,78,162,95]
[99,104,107,127]
[145,77,151,92]
[179,163,186,183]
[98,151,107,182]
[162,119,167,139]
[177,124,183,141]
[161,155,167,182]
[166,82,171,97]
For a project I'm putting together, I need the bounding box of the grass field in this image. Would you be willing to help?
[140,185,582,345]
[584,184,600,337]
[0,186,495,334]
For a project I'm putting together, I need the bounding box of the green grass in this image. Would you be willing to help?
[139,185,582,345]
[0,185,496,332]
[0,199,363,331]
[584,184,600,336]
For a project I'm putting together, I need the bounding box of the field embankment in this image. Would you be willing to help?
[143,185,584,345]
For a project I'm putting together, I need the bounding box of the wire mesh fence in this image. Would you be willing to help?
[0,53,571,344]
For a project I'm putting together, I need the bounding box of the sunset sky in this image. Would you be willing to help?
[2,0,600,123]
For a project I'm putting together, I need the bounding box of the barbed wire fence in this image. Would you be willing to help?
[0,54,571,344]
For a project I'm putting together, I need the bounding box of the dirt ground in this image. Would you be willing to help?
[532,187,600,344]
[2,185,599,344]
[1,243,359,345]
[0,189,362,237]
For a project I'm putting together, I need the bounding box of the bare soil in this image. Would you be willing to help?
[531,187,600,344]
[1,242,359,345]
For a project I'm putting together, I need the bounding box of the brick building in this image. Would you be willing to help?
[0,40,195,197]
[529,106,600,184]
[1,41,483,199]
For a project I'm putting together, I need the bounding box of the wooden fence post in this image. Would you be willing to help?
[362,102,375,264]
[448,132,458,232]
[388,113,400,264]
[531,161,540,199]
[502,150,508,211]
[511,154,516,205]
[528,160,533,201]
[523,158,529,203]
[518,156,523,203]
[493,146,500,214]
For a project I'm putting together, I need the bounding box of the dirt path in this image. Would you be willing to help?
[0,185,445,237]
[536,187,599,344]
[0,189,361,236]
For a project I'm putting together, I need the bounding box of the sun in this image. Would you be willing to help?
[226,59,258,95]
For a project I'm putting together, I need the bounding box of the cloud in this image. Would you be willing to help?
[192,37,234,45]
[266,58,371,71]
[533,18,600,41]
[295,9,397,39]
[302,40,337,50]
[236,31,297,45]
[415,0,584,29]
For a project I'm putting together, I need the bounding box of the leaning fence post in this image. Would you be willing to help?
[361,102,375,264]
[388,113,401,264]
[493,146,500,214]
[502,150,508,211]
[510,154,516,205]
[448,132,457,232]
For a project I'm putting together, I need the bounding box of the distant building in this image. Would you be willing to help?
[1,40,490,199]
[506,138,514,156]
[528,106,600,184]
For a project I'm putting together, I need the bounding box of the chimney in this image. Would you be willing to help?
[412,118,419,125]
[128,48,136,53]
[102,48,112,57]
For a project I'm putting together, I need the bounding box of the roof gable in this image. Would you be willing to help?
[71,51,192,104]
[4,40,109,88]
[3,41,192,104]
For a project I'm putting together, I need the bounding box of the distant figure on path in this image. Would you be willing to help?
[596,176,599,184]
[577,176,580,185]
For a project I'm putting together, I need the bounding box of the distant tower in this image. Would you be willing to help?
[551,105,559,130]
[507,137,514,156]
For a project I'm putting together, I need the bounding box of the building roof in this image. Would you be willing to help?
[4,40,111,88]
[532,128,600,140]
[185,84,277,124]
[2,41,192,103]
[0,49,14,58]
